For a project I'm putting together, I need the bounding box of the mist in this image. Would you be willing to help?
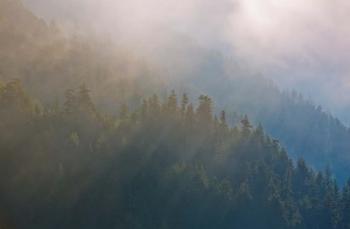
[3,2,350,227]
[22,0,350,123]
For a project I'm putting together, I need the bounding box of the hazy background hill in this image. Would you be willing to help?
[21,0,350,126]
[1,0,350,183]
[0,0,163,111]
[2,1,350,228]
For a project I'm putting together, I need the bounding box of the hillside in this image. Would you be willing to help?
[155,46,350,183]
[0,80,350,229]
[0,0,162,111]
[1,0,350,183]
[184,63,350,183]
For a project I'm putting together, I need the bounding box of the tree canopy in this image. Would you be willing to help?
[0,81,349,229]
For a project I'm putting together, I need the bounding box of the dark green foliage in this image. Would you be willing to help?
[0,83,349,229]
[340,180,350,229]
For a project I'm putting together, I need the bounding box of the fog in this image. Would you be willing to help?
[22,0,350,123]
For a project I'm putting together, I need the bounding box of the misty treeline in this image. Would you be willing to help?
[2,1,350,228]
[0,80,349,229]
[3,0,350,185]
[0,0,162,110]
[193,73,350,183]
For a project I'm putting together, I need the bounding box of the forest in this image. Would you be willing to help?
[2,0,350,184]
[0,80,349,229]
[2,0,350,228]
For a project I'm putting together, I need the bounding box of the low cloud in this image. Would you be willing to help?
[23,0,350,122]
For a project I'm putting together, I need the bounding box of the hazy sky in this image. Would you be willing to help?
[23,0,350,123]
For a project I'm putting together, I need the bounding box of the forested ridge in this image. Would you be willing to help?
[0,80,350,229]
[2,0,350,184]
[190,71,350,183]
[2,1,350,228]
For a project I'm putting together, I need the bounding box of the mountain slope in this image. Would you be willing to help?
[0,81,349,229]
[169,50,350,183]
[0,0,162,110]
[204,72,350,183]
[2,0,350,184]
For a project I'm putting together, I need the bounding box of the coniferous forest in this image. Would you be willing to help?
[2,0,350,229]
[2,0,350,184]
[0,80,350,229]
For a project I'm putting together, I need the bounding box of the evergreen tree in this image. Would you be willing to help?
[340,179,350,229]
[181,93,189,114]
[167,90,178,113]
[197,95,213,123]
[220,110,227,128]
[64,89,76,114]
[241,114,252,137]
[78,84,96,114]
[149,94,161,115]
